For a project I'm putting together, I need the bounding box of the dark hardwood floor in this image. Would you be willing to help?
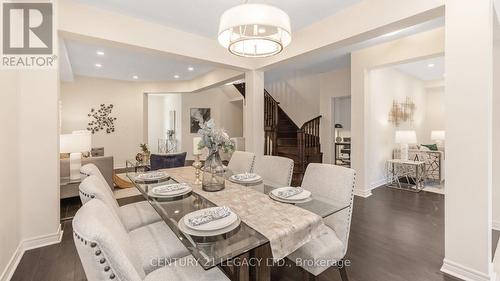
[12,187,485,281]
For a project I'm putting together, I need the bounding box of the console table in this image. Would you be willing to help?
[386,159,426,192]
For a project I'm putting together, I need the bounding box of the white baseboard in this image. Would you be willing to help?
[0,225,62,281]
[354,187,372,198]
[441,259,496,281]
[0,244,23,281]
[493,220,500,231]
[354,179,388,198]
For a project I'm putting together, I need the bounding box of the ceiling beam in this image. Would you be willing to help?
[58,0,256,71]
[253,0,445,70]
[141,68,243,93]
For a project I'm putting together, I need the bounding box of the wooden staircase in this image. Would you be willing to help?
[235,83,322,185]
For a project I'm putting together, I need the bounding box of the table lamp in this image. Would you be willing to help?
[395,130,417,161]
[431,130,445,146]
[60,132,91,180]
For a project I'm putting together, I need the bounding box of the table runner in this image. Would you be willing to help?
[165,166,328,260]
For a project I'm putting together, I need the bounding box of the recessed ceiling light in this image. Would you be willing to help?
[428,63,435,68]
[187,66,194,71]
[95,63,102,68]
[174,74,180,79]
[96,50,104,56]
[132,75,139,80]
[258,27,266,34]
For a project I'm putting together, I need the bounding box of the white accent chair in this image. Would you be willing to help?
[287,163,355,281]
[80,164,162,231]
[255,155,294,188]
[79,176,190,273]
[226,151,255,174]
[73,199,229,281]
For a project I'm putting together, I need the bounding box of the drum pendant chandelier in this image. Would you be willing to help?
[218,3,292,58]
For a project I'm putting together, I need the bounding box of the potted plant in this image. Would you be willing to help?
[197,119,234,191]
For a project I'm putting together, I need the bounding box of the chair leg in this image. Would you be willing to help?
[338,265,349,281]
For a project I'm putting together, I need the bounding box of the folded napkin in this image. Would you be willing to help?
[136,171,166,180]
[233,173,258,180]
[187,206,231,226]
[153,183,188,194]
[276,187,304,199]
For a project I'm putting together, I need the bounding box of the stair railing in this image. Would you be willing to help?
[264,91,279,155]
[297,115,322,174]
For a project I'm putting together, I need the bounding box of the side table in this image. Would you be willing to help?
[386,159,426,192]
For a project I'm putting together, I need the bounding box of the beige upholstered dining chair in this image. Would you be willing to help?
[287,163,355,281]
[80,164,161,231]
[226,151,256,174]
[73,199,229,281]
[255,155,294,187]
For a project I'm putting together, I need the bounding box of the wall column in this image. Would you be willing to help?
[243,71,265,157]
[442,0,495,280]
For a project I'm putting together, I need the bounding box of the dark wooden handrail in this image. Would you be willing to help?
[264,91,280,155]
[297,115,322,174]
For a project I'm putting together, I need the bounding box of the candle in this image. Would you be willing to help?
[193,137,201,155]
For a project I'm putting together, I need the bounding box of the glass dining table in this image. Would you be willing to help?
[126,168,349,272]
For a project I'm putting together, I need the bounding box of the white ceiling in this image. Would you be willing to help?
[64,39,214,81]
[72,0,362,38]
[394,56,445,81]
[265,17,445,82]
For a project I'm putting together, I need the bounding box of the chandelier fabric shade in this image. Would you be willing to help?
[218,4,292,58]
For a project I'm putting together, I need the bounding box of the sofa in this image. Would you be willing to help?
[60,156,114,199]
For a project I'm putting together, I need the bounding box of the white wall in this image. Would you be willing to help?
[265,72,321,127]
[0,71,21,280]
[183,86,244,160]
[0,70,60,281]
[351,27,444,197]
[61,76,243,166]
[61,76,144,168]
[319,68,351,164]
[422,82,445,144]
[264,69,351,164]
[368,67,427,188]
[147,94,182,154]
[493,39,500,231]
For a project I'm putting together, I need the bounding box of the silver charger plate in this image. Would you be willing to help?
[134,171,169,182]
[178,216,241,237]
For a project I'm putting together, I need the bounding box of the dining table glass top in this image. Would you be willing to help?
[126,168,349,269]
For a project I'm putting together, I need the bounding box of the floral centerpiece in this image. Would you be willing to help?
[196,119,234,191]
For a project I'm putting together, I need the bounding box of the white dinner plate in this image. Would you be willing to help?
[269,192,313,204]
[148,185,192,198]
[183,207,238,231]
[271,187,312,201]
[152,183,189,195]
[134,171,169,181]
[229,173,262,184]
[178,217,241,237]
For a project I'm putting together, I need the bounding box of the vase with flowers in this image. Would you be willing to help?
[197,119,234,191]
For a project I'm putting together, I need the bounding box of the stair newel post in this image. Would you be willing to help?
[297,128,305,177]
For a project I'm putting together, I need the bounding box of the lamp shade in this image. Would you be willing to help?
[431,130,445,141]
[60,133,91,153]
[218,4,291,58]
[395,130,417,144]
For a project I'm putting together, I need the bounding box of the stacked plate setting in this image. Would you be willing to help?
[269,187,312,204]
[148,183,192,198]
[229,173,262,184]
[178,206,240,237]
[134,171,169,182]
